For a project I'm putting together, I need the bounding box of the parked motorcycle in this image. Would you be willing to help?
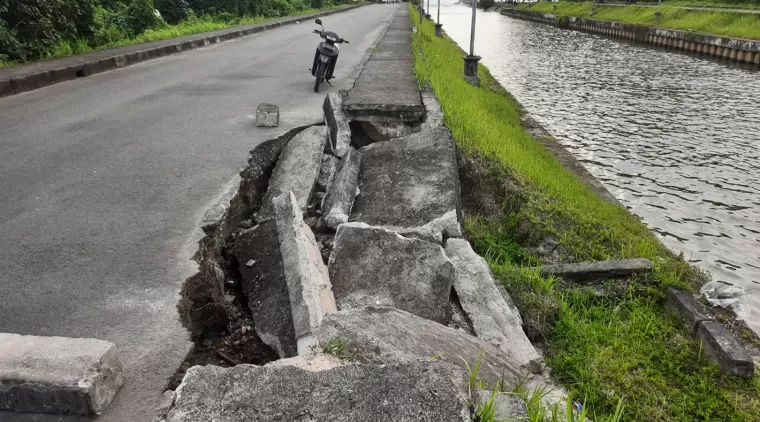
[311,19,349,93]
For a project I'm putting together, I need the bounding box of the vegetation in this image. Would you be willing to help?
[0,0,356,66]
[517,1,760,40]
[321,337,352,360]
[410,5,760,421]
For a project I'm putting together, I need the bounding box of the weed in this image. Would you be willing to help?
[322,337,351,361]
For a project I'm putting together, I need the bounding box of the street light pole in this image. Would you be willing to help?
[426,0,431,19]
[462,0,481,86]
[434,0,442,37]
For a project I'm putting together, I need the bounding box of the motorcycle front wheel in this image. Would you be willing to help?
[314,62,325,93]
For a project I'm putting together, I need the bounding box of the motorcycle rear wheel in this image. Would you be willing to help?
[314,62,325,93]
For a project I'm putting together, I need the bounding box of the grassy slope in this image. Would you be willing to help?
[517,1,760,40]
[0,4,356,68]
[409,6,760,421]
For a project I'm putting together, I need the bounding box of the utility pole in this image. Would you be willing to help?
[435,0,442,37]
[463,0,481,86]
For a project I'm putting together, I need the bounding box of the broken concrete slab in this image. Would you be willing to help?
[0,333,124,415]
[696,321,754,379]
[539,258,654,282]
[421,86,444,131]
[322,147,361,229]
[166,361,470,422]
[446,239,540,368]
[476,390,529,420]
[350,127,462,243]
[358,120,420,143]
[255,103,279,127]
[259,126,326,220]
[273,192,337,355]
[200,184,239,234]
[667,288,715,334]
[323,93,352,158]
[344,59,424,123]
[316,154,338,193]
[317,307,526,386]
[233,220,297,358]
[329,223,453,324]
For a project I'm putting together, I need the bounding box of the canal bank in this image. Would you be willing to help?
[501,8,760,65]
[411,4,760,420]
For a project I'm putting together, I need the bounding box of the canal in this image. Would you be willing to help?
[430,0,760,333]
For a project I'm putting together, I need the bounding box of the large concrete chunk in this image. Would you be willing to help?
[233,221,297,358]
[322,147,361,229]
[274,192,337,355]
[166,361,470,422]
[350,127,462,243]
[666,288,714,335]
[539,258,654,282]
[254,103,279,127]
[446,239,539,368]
[0,334,124,415]
[696,321,754,379]
[259,126,326,220]
[329,223,453,324]
[476,390,529,420]
[323,93,351,158]
[317,307,527,386]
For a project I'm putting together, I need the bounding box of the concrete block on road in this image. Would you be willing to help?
[445,239,539,368]
[328,223,453,324]
[539,258,654,282]
[0,333,124,415]
[321,147,361,229]
[255,103,280,127]
[323,93,352,158]
[274,191,337,355]
[259,126,326,220]
[696,321,754,378]
[350,127,462,243]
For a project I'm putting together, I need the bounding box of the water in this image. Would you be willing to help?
[430,1,760,333]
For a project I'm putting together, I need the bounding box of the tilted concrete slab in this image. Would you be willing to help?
[258,126,326,220]
[350,127,462,243]
[696,321,754,379]
[446,239,540,368]
[539,258,654,282]
[323,93,352,158]
[316,307,528,387]
[322,147,362,229]
[165,361,470,422]
[273,192,337,355]
[666,288,715,335]
[329,223,454,324]
[0,333,124,415]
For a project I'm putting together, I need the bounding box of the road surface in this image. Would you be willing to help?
[0,4,399,421]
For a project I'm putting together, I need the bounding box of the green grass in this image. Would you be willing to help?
[517,1,760,40]
[321,337,352,360]
[7,4,358,66]
[410,6,760,421]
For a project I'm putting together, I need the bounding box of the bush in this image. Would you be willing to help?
[155,0,190,24]
[479,0,495,9]
[126,0,161,34]
[92,4,130,45]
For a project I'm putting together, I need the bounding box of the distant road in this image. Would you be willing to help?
[0,4,398,421]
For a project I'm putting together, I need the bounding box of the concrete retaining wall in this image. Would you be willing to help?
[502,9,760,66]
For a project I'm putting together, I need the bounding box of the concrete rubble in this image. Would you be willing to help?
[255,103,280,127]
[446,239,540,368]
[323,93,352,158]
[350,127,463,243]
[321,147,361,229]
[0,333,124,415]
[329,223,453,324]
[164,361,470,422]
[476,390,529,420]
[258,125,326,220]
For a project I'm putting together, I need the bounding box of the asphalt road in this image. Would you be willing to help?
[0,4,398,421]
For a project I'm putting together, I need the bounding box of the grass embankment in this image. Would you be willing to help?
[0,3,357,68]
[516,1,760,40]
[409,6,760,421]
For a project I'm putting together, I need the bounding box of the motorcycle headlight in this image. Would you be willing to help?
[326,35,337,42]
